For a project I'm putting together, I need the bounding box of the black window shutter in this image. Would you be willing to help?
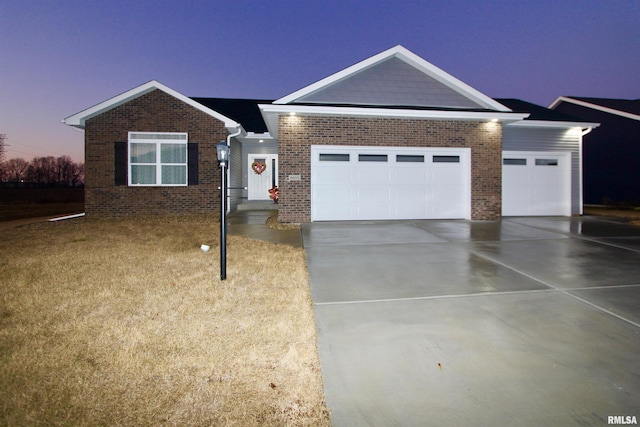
[188,142,199,185]
[114,142,128,186]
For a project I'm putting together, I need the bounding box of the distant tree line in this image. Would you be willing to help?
[0,156,84,187]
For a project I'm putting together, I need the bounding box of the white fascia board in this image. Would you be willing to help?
[549,96,640,121]
[62,80,241,130]
[274,45,511,112]
[262,103,526,121]
[393,46,511,112]
[259,103,528,138]
[245,132,274,139]
[242,132,274,142]
[506,119,600,129]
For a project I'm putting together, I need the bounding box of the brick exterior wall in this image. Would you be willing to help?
[84,89,227,217]
[277,115,502,222]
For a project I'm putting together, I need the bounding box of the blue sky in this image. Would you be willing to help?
[1,0,638,162]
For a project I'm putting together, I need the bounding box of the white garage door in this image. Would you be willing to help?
[502,151,571,216]
[311,146,470,221]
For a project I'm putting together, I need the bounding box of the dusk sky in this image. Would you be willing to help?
[1,0,638,163]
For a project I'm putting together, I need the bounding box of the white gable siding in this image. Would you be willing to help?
[296,57,482,109]
[502,126,582,215]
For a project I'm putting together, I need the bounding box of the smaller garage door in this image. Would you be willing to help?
[502,151,571,216]
[312,146,470,221]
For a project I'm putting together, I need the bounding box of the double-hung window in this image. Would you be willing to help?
[128,132,188,186]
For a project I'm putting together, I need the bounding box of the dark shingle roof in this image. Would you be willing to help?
[191,97,274,133]
[191,97,590,133]
[495,98,586,122]
[567,97,640,115]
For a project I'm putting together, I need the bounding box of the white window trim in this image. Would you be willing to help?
[128,132,188,187]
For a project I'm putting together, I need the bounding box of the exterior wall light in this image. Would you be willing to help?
[217,142,229,167]
[491,118,499,123]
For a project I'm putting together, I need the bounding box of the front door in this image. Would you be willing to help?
[248,154,278,200]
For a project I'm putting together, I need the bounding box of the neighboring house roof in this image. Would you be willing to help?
[275,45,511,112]
[496,98,598,129]
[62,80,241,131]
[191,97,274,133]
[549,96,640,121]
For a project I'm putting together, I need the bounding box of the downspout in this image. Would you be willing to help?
[225,126,242,214]
[578,127,594,215]
[227,126,242,146]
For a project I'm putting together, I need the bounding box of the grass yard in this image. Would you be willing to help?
[584,206,640,226]
[0,216,330,426]
[0,188,84,221]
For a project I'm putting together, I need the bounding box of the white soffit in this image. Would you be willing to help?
[506,119,600,129]
[549,96,640,122]
[274,45,511,112]
[259,103,528,139]
[62,80,241,131]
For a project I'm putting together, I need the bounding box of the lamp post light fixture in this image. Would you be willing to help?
[216,141,230,280]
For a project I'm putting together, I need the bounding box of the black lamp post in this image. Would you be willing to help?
[216,141,230,280]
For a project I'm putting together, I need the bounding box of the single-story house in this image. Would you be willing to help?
[63,45,598,222]
[549,97,639,205]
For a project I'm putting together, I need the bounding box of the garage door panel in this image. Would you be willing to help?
[356,185,391,201]
[315,184,351,201]
[394,185,427,200]
[433,184,466,202]
[315,167,351,184]
[431,202,465,218]
[502,151,570,217]
[353,203,392,220]
[314,202,351,221]
[394,168,429,185]
[396,203,427,218]
[356,169,391,184]
[312,146,470,221]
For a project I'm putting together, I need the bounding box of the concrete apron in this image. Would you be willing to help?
[302,217,640,427]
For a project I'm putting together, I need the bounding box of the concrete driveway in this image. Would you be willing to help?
[302,217,640,426]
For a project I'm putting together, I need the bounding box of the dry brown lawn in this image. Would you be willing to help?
[0,216,330,426]
[584,206,640,226]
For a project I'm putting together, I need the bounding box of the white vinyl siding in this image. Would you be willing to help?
[296,57,482,108]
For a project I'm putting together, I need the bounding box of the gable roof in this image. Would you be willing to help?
[498,98,599,129]
[274,45,511,112]
[62,80,241,131]
[549,96,640,121]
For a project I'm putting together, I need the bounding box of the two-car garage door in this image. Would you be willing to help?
[311,146,471,221]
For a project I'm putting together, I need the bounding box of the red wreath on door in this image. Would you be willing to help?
[251,161,266,175]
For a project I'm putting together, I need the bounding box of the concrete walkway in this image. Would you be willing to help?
[303,216,640,426]
[228,205,302,247]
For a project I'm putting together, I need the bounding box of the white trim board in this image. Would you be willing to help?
[549,96,640,122]
[62,80,241,131]
[259,104,528,139]
[274,45,512,112]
